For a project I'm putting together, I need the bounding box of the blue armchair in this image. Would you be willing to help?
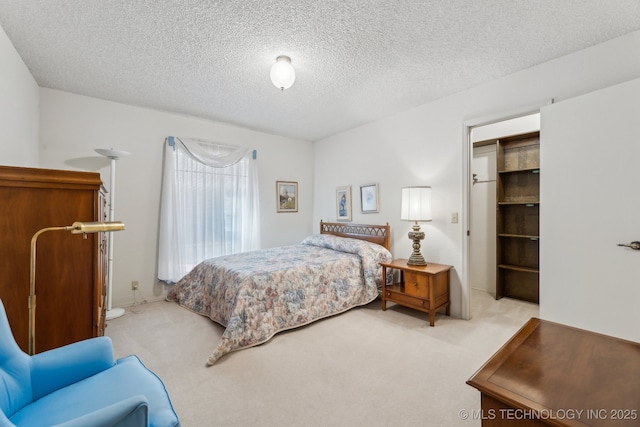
[0,300,180,427]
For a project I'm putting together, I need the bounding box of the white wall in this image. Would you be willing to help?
[0,24,39,166]
[540,77,640,342]
[5,18,640,334]
[313,30,640,320]
[39,89,313,307]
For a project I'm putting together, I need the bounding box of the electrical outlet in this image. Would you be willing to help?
[131,281,139,290]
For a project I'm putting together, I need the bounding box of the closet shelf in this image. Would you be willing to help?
[498,167,540,174]
[498,264,539,274]
[498,201,539,205]
[498,234,539,240]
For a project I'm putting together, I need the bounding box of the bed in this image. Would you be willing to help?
[166,221,391,365]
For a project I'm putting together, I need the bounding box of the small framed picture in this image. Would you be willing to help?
[360,183,379,213]
[336,186,352,222]
[276,181,298,212]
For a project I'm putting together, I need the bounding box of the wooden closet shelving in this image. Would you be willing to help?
[496,131,540,303]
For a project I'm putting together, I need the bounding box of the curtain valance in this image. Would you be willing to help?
[168,136,253,168]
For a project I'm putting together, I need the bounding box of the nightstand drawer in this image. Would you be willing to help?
[385,289,428,309]
[404,271,429,297]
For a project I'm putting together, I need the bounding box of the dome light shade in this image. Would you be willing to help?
[270,55,295,90]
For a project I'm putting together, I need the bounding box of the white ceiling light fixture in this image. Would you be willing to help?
[270,55,295,91]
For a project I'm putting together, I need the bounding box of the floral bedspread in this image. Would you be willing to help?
[166,234,392,365]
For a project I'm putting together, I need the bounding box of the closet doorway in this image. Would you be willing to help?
[468,113,539,312]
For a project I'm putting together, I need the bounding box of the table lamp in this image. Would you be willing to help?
[401,186,432,266]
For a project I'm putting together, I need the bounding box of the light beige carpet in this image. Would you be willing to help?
[106,289,538,426]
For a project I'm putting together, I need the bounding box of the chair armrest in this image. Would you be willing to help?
[52,395,148,427]
[1,410,17,426]
[30,336,115,400]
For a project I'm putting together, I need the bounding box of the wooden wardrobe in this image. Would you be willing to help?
[0,165,107,353]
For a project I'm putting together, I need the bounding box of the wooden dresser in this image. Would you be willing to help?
[0,165,107,353]
[467,318,640,426]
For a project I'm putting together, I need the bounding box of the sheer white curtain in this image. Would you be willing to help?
[158,137,260,283]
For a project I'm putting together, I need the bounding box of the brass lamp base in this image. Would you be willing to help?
[407,223,427,266]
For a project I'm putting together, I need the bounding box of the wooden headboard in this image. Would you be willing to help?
[320,221,391,251]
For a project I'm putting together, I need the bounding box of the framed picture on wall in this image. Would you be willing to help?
[360,183,379,213]
[276,181,298,212]
[336,185,352,221]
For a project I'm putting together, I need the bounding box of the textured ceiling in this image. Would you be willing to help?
[1,1,640,141]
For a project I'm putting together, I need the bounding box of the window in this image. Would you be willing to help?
[158,137,260,283]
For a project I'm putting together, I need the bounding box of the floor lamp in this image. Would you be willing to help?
[96,148,130,320]
[29,221,125,355]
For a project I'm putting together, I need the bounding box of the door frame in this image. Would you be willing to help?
[460,100,552,320]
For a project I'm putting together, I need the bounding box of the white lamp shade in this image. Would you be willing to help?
[270,56,295,90]
[401,186,432,221]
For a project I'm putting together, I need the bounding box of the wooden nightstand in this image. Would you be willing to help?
[380,258,452,326]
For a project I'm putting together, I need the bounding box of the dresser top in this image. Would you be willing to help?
[380,258,452,274]
[0,165,102,190]
[467,318,640,427]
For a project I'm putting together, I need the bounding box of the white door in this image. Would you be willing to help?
[540,77,640,342]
